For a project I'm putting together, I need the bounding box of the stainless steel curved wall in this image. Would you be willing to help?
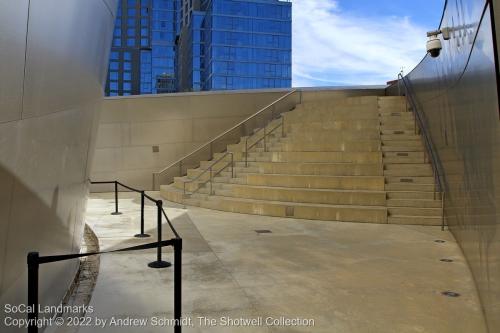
[399,0,500,330]
[0,0,117,330]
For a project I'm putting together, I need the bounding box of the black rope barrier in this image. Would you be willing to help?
[27,238,182,333]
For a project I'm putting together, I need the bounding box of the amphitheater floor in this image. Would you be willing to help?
[75,192,486,333]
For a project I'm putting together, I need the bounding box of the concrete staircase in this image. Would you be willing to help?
[160,96,442,225]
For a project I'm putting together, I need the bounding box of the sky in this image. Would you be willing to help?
[292,0,446,87]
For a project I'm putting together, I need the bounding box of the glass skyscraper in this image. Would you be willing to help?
[105,0,291,95]
[106,0,177,96]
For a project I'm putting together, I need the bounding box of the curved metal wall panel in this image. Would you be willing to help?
[403,0,500,330]
[0,0,117,331]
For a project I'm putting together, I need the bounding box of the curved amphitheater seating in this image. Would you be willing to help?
[161,96,442,225]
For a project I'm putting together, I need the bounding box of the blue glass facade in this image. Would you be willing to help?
[106,0,291,95]
[105,0,178,96]
[203,0,292,90]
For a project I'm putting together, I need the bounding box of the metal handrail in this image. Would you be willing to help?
[153,89,301,189]
[398,74,444,192]
[244,118,284,167]
[183,151,234,196]
[397,74,446,229]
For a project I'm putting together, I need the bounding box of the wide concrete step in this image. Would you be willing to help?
[381,129,416,135]
[300,96,379,109]
[384,152,425,163]
[285,130,381,141]
[384,164,432,176]
[286,120,380,132]
[219,184,386,206]
[386,176,434,184]
[386,183,436,191]
[388,207,441,217]
[381,146,424,152]
[381,134,420,141]
[387,191,439,200]
[277,141,381,152]
[200,195,388,224]
[287,107,379,119]
[246,161,383,176]
[387,199,442,208]
[379,115,414,122]
[382,140,423,147]
[381,124,416,131]
[160,183,388,223]
[215,151,383,163]
[244,174,385,190]
[388,215,441,226]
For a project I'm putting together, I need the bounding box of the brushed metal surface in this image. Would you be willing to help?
[0,0,117,330]
[400,0,500,330]
[0,0,29,123]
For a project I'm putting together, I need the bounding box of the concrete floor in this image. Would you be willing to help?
[77,192,487,333]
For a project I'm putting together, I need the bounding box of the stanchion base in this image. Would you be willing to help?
[111,212,122,215]
[134,233,151,238]
[148,260,171,269]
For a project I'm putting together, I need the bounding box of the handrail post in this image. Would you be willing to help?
[209,167,213,195]
[148,200,171,269]
[209,142,213,159]
[441,191,446,231]
[135,191,150,238]
[111,181,122,215]
[179,161,182,177]
[231,153,234,178]
[27,252,39,333]
[264,126,267,152]
[245,138,248,167]
[173,238,183,333]
[282,116,285,137]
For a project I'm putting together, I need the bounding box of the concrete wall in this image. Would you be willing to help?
[90,87,385,191]
[91,89,289,190]
[0,0,116,330]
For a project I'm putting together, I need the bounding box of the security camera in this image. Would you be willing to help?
[426,32,442,58]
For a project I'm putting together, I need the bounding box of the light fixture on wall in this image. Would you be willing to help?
[426,27,451,58]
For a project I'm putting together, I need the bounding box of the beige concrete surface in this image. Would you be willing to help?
[90,88,385,191]
[76,192,487,333]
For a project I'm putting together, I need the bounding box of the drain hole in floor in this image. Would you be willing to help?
[255,230,272,234]
[442,291,460,297]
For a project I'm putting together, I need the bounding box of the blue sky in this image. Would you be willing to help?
[292,0,446,87]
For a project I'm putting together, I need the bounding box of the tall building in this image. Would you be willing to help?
[105,0,291,95]
[106,0,178,96]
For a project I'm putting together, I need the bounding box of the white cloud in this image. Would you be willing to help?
[292,0,428,87]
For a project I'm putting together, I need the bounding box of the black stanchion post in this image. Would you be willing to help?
[135,191,150,238]
[148,200,171,268]
[27,252,39,333]
[174,238,182,333]
[111,181,122,215]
